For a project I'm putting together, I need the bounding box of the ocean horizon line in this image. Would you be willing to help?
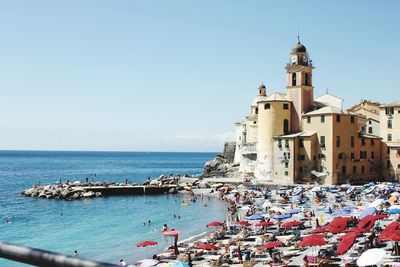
[0,149,219,154]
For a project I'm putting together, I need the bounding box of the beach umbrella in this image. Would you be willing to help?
[356,248,386,266]
[206,221,224,227]
[169,261,189,267]
[359,207,376,219]
[270,207,287,214]
[358,215,377,231]
[337,232,361,241]
[379,222,400,241]
[368,198,383,208]
[273,214,291,220]
[299,237,326,247]
[138,259,159,267]
[337,236,356,255]
[286,209,302,215]
[247,214,264,220]
[259,241,284,251]
[162,230,180,237]
[256,221,274,227]
[302,234,325,241]
[235,221,250,226]
[136,241,158,247]
[281,220,302,229]
[387,208,400,214]
[196,244,220,250]
[346,186,355,194]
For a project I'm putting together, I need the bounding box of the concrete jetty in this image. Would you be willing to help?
[80,185,177,196]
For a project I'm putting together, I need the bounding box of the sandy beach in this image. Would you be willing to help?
[135,179,400,267]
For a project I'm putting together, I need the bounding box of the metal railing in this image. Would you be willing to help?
[0,242,119,267]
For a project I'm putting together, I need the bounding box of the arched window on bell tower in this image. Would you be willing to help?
[292,73,296,86]
[304,73,309,86]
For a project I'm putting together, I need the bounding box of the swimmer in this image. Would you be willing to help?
[74,250,78,256]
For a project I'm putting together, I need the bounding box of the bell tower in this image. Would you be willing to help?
[286,36,314,131]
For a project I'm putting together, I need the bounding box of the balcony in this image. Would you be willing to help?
[242,142,257,155]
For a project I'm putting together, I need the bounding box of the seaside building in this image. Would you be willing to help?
[380,101,400,180]
[233,38,398,185]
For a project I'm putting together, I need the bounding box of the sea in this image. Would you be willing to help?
[0,151,228,266]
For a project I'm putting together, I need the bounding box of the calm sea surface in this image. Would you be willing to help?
[0,151,227,266]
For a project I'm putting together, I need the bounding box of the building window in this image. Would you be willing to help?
[253,121,256,124]
[338,154,343,159]
[336,136,341,148]
[283,103,289,110]
[371,139,375,146]
[285,162,289,168]
[398,164,400,169]
[351,153,355,160]
[350,116,355,123]
[307,116,311,123]
[388,147,390,154]
[255,108,258,114]
[361,166,365,174]
[397,149,400,156]
[336,115,341,123]
[388,134,392,141]
[300,139,304,147]
[321,115,325,123]
[283,119,289,134]
[278,139,282,147]
[361,138,366,146]
[298,155,305,161]
[386,107,394,115]
[320,136,325,147]
[388,120,393,129]
[320,166,324,172]
[264,103,270,109]
[368,127,373,134]
[285,139,289,148]
[304,73,309,85]
[353,166,356,174]
[371,151,375,159]
[299,167,303,173]
[387,160,391,169]
[351,136,355,148]
[285,171,289,176]
[292,73,296,86]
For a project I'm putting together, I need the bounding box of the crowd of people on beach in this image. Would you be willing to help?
[132,181,400,267]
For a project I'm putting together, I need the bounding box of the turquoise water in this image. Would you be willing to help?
[0,151,227,266]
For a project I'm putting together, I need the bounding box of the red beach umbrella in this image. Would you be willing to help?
[379,222,400,241]
[207,221,224,227]
[136,241,158,247]
[256,221,274,227]
[327,217,350,234]
[388,231,400,242]
[299,237,326,247]
[235,221,250,226]
[337,236,356,255]
[162,230,180,237]
[196,244,220,250]
[302,234,325,240]
[281,220,302,229]
[259,241,284,251]
[337,232,361,241]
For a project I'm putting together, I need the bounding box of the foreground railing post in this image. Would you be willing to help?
[0,242,119,267]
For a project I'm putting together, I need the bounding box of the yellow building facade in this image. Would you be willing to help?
[234,39,389,185]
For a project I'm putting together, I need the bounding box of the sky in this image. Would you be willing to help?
[0,1,399,152]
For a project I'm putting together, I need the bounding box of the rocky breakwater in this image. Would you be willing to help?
[202,155,239,178]
[22,182,103,200]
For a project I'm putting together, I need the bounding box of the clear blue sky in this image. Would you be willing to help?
[0,1,399,152]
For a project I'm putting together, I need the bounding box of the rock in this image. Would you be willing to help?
[198,181,211,189]
[202,155,239,178]
[82,191,95,198]
[95,192,102,197]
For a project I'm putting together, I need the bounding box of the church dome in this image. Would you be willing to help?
[292,42,306,53]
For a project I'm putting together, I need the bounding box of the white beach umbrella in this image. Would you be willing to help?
[388,205,400,210]
[356,248,386,266]
[269,207,286,214]
[368,198,384,208]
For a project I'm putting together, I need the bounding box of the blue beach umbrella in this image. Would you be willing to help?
[286,209,302,215]
[273,214,291,220]
[247,214,264,220]
[359,207,376,219]
[387,208,400,214]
